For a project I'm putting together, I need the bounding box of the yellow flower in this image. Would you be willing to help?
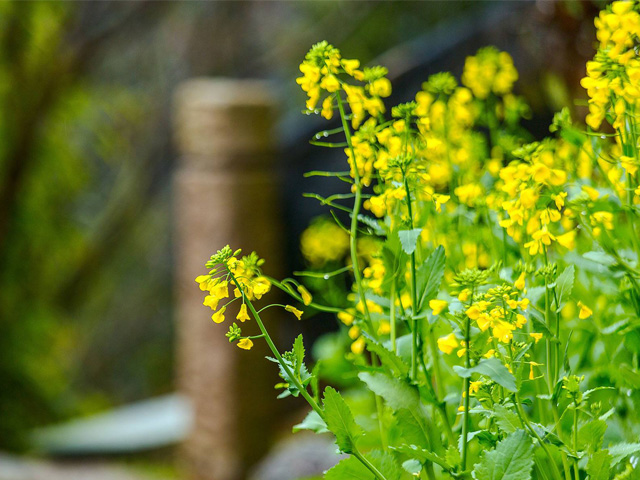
[285,305,304,320]
[458,289,471,302]
[582,185,600,200]
[252,277,271,299]
[377,321,391,335]
[437,333,459,354]
[492,320,515,343]
[351,337,366,355]
[483,349,495,358]
[297,285,313,306]
[203,295,220,310]
[429,299,448,315]
[237,338,254,350]
[195,275,213,291]
[433,194,450,213]
[469,380,483,395]
[530,332,543,344]
[556,230,576,250]
[237,304,250,322]
[212,281,230,299]
[577,301,593,319]
[212,306,226,324]
[337,311,355,326]
[514,272,526,290]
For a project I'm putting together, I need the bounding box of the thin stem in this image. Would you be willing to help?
[514,394,564,480]
[228,273,323,417]
[573,405,580,480]
[353,449,389,480]
[390,277,397,353]
[461,314,471,470]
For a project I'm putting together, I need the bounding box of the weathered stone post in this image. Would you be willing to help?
[173,79,283,480]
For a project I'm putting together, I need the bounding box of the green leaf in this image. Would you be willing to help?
[324,456,370,480]
[367,450,404,480]
[294,334,305,372]
[322,387,361,454]
[358,371,421,411]
[416,245,446,311]
[398,228,423,255]
[607,443,640,466]
[391,409,432,448]
[578,420,607,453]
[472,430,534,480]
[586,450,612,480]
[493,405,520,434]
[402,459,422,476]
[554,265,574,313]
[293,409,329,434]
[583,251,616,267]
[453,357,517,392]
[392,445,450,470]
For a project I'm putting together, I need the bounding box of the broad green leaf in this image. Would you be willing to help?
[472,430,533,480]
[586,450,612,480]
[391,409,431,449]
[416,245,446,311]
[607,443,640,466]
[398,228,423,255]
[322,387,361,454]
[493,405,520,434]
[554,265,574,313]
[453,357,517,392]
[583,251,616,267]
[358,371,421,411]
[293,409,329,434]
[578,420,607,453]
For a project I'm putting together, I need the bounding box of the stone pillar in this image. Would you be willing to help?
[173,79,283,480]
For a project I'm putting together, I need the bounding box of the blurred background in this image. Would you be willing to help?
[0,1,604,479]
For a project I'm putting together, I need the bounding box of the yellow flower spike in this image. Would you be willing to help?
[211,306,226,324]
[437,333,459,355]
[530,332,543,344]
[515,272,526,290]
[213,281,230,299]
[577,301,593,319]
[237,304,250,322]
[285,305,304,320]
[429,299,448,316]
[203,295,220,311]
[297,285,313,306]
[237,338,254,350]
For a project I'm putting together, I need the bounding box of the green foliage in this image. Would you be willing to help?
[472,430,533,480]
[322,387,361,454]
[453,358,517,392]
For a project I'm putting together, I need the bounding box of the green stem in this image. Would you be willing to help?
[573,404,580,480]
[353,449,389,480]
[229,274,323,417]
[514,394,564,480]
[390,278,397,353]
[461,314,471,470]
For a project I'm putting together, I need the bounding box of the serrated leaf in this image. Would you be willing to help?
[472,430,533,480]
[453,357,517,392]
[361,334,409,377]
[493,405,520,434]
[294,334,305,372]
[357,214,386,236]
[324,456,370,479]
[578,420,607,453]
[402,459,422,476]
[392,409,432,449]
[358,371,421,411]
[416,245,446,311]
[554,265,574,313]
[391,445,450,470]
[587,450,612,480]
[398,228,423,255]
[293,409,329,434]
[322,387,361,454]
[607,443,640,466]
